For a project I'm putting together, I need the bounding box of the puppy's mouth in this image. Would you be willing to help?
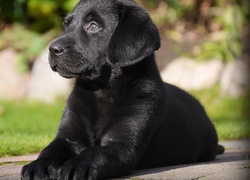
[50,61,111,82]
[49,58,89,79]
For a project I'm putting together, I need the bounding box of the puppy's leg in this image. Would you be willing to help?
[57,115,159,180]
[57,144,136,180]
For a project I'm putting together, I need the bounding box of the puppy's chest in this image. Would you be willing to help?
[93,91,126,142]
[95,93,118,125]
[95,88,122,115]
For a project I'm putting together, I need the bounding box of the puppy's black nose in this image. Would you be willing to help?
[49,42,64,55]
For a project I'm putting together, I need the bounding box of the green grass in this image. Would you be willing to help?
[0,99,64,157]
[0,86,249,157]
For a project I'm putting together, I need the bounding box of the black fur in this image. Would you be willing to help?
[21,0,223,179]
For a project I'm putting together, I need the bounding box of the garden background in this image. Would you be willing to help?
[0,0,249,157]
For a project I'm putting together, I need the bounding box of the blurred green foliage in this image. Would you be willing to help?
[0,24,48,72]
[139,0,249,62]
[197,0,249,62]
[26,0,78,32]
[0,0,78,72]
[0,0,26,22]
[0,0,249,67]
[0,0,78,32]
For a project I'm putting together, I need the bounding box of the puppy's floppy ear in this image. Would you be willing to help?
[108,1,160,67]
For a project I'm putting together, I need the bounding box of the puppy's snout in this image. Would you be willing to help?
[49,42,64,56]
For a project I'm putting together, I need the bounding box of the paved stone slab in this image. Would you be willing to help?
[0,163,23,180]
[0,140,249,180]
[122,152,250,180]
[0,154,38,180]
[0,154,38,164]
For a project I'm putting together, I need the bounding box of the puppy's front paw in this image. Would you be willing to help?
[21,159,59,180]
[57,159,101,180]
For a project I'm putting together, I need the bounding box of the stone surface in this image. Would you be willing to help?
[220,60,250,97]
[0,140,249,180]
[126,160,250,180]
[160,57,224,90]
[0,49,30,99]
[26,48,73,103]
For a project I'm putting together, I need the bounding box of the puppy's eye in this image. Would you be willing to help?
[87,22,101,33]
[63,20,69,28]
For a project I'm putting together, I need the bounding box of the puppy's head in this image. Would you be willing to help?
[49,0,160,79]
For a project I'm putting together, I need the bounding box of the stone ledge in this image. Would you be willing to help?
[1,140,249,180]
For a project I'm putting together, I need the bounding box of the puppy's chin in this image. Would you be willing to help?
[57,71,78,79]
[51,65,111,82]
[56,69,96,80]
[49,65,81,79]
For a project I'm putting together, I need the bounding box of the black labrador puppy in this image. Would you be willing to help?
[21,0,224,179]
